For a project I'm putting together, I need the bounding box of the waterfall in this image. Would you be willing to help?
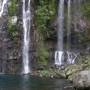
[0,0,8,17]
[55,0,82,67]
[55,0,64,66]
[73,0,82,31]
[22,0,31,74]
[66,0,75,64]
[66,0,82,64]
[67,0,71,49]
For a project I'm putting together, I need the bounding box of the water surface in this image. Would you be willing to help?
[0,74,73,90]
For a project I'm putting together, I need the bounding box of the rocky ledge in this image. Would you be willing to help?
[73,70,90,89]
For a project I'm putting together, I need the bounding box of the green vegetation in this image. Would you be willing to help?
[82,0,90,19]
[35,0,56,65]
[8,0,18,40]
[35,0,56,38]
[8,0,18,16]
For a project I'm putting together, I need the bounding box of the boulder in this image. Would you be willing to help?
[73,70,90,88]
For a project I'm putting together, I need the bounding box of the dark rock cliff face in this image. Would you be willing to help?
[0,16,8,73]
[0,15,21,73]
[0,1,21,74]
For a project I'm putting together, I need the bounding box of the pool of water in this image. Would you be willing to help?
[0,74,74,90]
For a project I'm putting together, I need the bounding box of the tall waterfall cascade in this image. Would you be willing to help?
[55,0,64,66]
[0,0,8,17]
[22,0,31,74]
[55,0,82,67]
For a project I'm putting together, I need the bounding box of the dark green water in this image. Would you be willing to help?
[0,74,74,90]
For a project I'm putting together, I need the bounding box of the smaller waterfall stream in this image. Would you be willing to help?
[55,0,82,67]
[55,0,64,66]
[73,0,82,31]
[66,0,82,64]
[22,0,31,74]
[66,0,76,64]
[0,0,8,17]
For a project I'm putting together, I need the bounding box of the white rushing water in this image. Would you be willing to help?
[55,51,63,66]
[0,0,8,17]
[22,0,31,74]
[55,0,64,66]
